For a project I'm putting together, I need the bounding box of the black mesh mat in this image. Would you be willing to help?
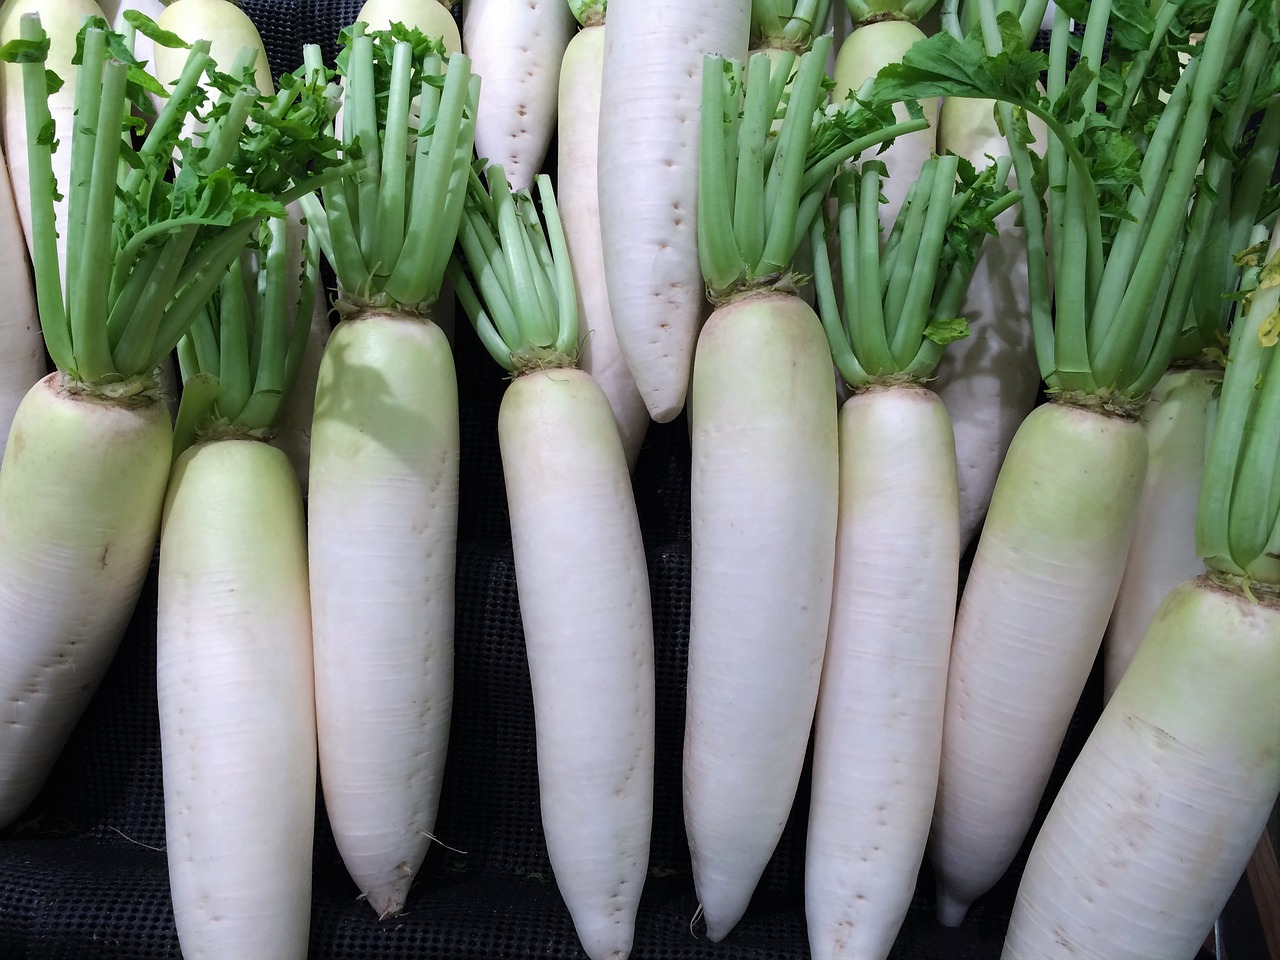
[0,4,1263,959]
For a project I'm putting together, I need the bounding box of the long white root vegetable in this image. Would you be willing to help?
[449,167,655,960]
[929,401,1147,925]
[1103,366,1219,701]
[0,13,333,831]
[309,312,459,918]
[158,439,315,960]
[0,375,170,826]
[500,367,654,960]
[806,385,957,960]
[1001,576,1280,960]
[557,4,648,467]
[462,0,575,190]
[1003,222,1280,960]
[683,40,925,939]
[685,292,839,939]
[596,0,749,422]
[298,30,478,918]
[803,151,1013,960]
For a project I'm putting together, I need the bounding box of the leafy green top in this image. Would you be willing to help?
[0,12,346,392]
[296,22,480,316]
[698,33,929,301]
[874,0,1279,402]
[448,166,578,374]
[812,153,1019,386]
[171,216,320,458]
[1196,220,1280,584]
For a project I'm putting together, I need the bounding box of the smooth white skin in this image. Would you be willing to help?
[308,312,458,919]
[0,0,106,286]
[930,401,1148,926]
[1003,577,1280,960]
[597,0,750,423]
[806,384,959,960]
[154,0,274,96]
[0,374,171,826]
[158,439,315,960]
[557,22,649,469]
[931,96,1045,549]
[1103,367,1219,702]
[832,20,938,234]
[357,0,461,51]
[499,367,655,960]
[0,137,46,456]
[462,0,575,190]
[685,292,839,942]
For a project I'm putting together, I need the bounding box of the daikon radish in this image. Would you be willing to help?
[160,215,321,960]
[596,0,750,422]
[1002,218,1280,960]
[872,0,1264,924]
[0,15,341,827]
[556,0,648,467]
[462,0,574,189]
[450,166,655,960]
[804,155,1016,960]
[684,37,927,941]
[300,26,479,919]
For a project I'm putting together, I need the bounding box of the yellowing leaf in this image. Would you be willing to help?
[1256,305,1280,347]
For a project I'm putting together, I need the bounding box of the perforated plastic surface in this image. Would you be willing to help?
[0,5,1246,959]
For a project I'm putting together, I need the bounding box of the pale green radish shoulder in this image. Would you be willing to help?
[357,0,460,50]
[155,0,275,95]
